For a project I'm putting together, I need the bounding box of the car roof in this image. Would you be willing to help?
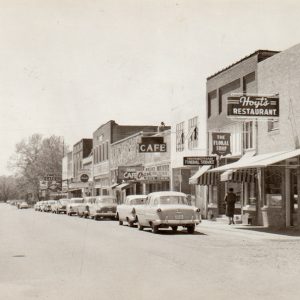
[96,196,116,199]
[126,195,147,200]
[70,197,84,200]
[147,191,187,197]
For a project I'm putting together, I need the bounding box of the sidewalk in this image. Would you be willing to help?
[199,219,300,239]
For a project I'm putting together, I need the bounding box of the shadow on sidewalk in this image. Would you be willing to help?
[236,226,300,237]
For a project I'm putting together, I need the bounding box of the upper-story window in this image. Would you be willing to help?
[243,121,254,150]
[188,116,198,150]
[176,122,185,152]
[268,119,279,132]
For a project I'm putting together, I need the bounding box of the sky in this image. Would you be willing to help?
[1,0,300,175]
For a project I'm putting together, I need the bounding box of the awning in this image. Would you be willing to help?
[116,183,130,190]
[189,165,211,184]
[210,149,300,172]
[110,183,119,189]
[220,169,256,183]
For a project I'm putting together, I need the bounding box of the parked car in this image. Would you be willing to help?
[77,196,96,218]
[34,201,42,211]
[66,198,84,216]
[38,201,48,212]
[52,198,69,214]
[19,201,29,209]
[135,191,201,234]
[89,196,117,220]
[43,200,57,212]
[117,195,147,226]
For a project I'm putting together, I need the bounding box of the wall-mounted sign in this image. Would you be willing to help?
[44,174,56,181]
[118,166,144,181]
[80,174,89,182]
[227,95,279,118]
[212,132,231,156]
[138,136,167,153]
[183,156,216,166]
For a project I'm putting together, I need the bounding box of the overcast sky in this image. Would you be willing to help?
[1,0,300,175]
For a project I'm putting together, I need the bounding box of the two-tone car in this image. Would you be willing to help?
[89,196,117,220]
[117,195,147,227]
[66,198,84,216]
[135,191,201,234]
[77,196,96,218]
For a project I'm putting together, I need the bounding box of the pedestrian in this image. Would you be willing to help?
[224,188,237,225]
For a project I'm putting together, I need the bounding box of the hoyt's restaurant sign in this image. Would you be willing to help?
[227,95,279,118]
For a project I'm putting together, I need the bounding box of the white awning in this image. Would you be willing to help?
[110,183,119,189]
[210,149,300,172]
[189,165,211,185]
[116,183,130,190]
[220,170,233,181]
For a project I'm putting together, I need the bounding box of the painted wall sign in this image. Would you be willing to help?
[118,166,144,181]
[138,136,166,153]
[212,132,231,156]
[183,156,216,166]
[227,95,279,118]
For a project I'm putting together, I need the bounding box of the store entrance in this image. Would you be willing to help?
[290,169,298,226]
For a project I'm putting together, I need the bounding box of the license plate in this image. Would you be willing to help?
[175,214,184,220]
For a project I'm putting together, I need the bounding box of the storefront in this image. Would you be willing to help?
[208,149,300,228]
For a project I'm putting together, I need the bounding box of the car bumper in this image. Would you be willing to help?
[152,219,201,226]
[95,212,116,218]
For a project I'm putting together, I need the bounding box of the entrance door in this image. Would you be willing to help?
[290,169,298,226]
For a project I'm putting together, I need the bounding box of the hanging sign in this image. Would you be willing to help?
[183,156,216,166]
[212,132,231,156]
[227,95,279,118]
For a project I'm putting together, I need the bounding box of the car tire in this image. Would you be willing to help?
[151,224,159,234]
[119,220,123,225]
[171,226,178,232]
[187,225,195,234]
[128,220,134,227]
[137,220,144,231]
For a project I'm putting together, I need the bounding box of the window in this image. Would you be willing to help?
[243,121,254,150]
[188,116,198,150]
[106,141,109,160]
[176,122,184,152]
[268,119,279,132]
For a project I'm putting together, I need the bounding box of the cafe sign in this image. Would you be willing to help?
[183,156,216,166]
[138,136,167,153]
[227,95,279,118]
[118,166,144,181]
[212,132,231,156]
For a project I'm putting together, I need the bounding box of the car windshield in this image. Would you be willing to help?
[71,199,84,204]
[60,200,68,205]
[48,201,56,204]
[130,198,146,205]
[158,196,189,205]
[98,198,116,204]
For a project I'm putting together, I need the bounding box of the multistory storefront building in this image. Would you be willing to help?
[92,120,160,196]
[62,151,73,196]
[171,100,207,211]
[203,50,279,222]
[68,138,93,197]
[202,45,300,228]
[110,129,171,203]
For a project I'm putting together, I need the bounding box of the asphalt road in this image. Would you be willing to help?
[1,203,300,300]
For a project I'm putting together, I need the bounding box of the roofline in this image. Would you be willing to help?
[207,50,280,80]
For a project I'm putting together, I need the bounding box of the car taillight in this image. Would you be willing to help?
[131,208,136,214]
[157,208,162,213]
[195,208,200,212]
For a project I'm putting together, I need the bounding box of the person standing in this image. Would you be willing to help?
[224,188,237,225]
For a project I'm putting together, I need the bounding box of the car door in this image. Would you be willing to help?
[145,196,158,224]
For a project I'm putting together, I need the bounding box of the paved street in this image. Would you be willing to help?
[1,203,300,300]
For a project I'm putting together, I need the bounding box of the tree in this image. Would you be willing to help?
[9,134,67,201]
[0,176,18,201]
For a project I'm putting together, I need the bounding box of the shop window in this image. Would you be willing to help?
[265,168,282,195]
[176,122,184,152]
[188,116,198,150]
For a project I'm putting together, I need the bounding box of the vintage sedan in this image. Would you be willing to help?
[66,198,84,216]
[52,198,69,214]
[135,191,201,234]
[19,201,29,209]
[77,196,96,218]
[117,195,147,226]
[89,196,117,220]
[43,200,57,212]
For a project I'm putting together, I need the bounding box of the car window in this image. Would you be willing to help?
[71,199,84,204]
[130,198,146,205]
[97,197,116,204]
[159,196,188,205]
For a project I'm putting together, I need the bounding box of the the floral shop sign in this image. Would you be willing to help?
[227,95,279,118]
[211,132,231,156]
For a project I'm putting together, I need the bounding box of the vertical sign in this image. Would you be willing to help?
[212,132,231,156]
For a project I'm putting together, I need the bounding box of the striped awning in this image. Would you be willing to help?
[221,169,256,183]
[198,172,219,186]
